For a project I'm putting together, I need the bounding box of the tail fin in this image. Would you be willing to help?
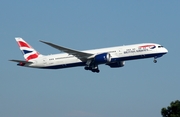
[15,37,40,61]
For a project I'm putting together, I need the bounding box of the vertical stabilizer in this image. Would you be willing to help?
[15,37,40,61]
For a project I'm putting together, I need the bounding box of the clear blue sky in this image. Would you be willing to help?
[1,1,179,117]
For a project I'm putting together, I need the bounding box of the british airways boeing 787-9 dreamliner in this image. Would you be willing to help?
[10,37,168,73]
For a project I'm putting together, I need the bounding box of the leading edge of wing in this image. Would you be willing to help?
[39,40,94,60]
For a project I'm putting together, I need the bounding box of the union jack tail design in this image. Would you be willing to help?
[15,37,40,61]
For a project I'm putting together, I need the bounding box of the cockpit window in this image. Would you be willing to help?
[158,46,164,48]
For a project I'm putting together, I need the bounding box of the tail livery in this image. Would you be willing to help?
[15,37,40,61]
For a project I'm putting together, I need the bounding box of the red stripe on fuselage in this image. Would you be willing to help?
[18,41,31,48]
[139,45,155,48]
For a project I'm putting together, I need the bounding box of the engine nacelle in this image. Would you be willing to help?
[94,53,111,64]
[107,61,125,68]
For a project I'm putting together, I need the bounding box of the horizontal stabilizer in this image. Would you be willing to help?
[9,60,33,64]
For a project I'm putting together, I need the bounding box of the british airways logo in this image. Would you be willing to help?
[139,45,156,49]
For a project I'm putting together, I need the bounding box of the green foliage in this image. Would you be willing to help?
[161,100,180,117]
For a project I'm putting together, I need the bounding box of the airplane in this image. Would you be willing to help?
[10,37,168,73]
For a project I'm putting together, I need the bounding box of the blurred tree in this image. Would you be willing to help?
[161,100,180,117]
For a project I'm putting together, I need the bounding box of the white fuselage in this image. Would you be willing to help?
[26,43,168,69]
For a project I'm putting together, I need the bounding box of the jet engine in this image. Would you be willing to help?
[107,61,125,68]
[93,53,111,64]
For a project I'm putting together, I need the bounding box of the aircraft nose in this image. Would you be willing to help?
[164,48,168,53]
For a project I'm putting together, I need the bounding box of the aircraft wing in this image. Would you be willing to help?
[40,40,94,61]
[9,60,33,63]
